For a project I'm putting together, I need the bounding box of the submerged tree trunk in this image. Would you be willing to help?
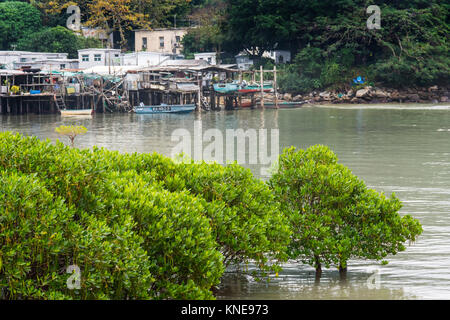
[339,263,347,280]
[314,256,322,282]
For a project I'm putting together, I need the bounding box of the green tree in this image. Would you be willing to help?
[17,26,103,58]
[0,1,42,50]
[225,0,449,91]
[182,0,227,58]
[270,145,423,279]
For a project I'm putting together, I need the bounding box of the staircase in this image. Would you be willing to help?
[54,94,67,110]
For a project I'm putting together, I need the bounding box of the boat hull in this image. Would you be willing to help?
[60,109,93,116]
[263,101,307,108]
[213,83,239,94]
[134,104,196,114]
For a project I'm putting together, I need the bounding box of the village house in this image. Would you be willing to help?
[135,28,188,55]
[235,52,254,70]
[122,51,181,67]
[0,51,69,70]
[194,52,218,65]
[13,58,79,71]
[262,50,291,64]
[78,48,122,69]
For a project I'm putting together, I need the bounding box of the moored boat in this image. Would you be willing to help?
[134,103,196,114]
[263,101,308,108]
[238,83,272,93]
[60,109,94,116]
[213,83,239,94]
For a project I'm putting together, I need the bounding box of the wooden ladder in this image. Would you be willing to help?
[54,94,66,110]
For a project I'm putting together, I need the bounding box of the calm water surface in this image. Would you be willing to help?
[1,103,450,299]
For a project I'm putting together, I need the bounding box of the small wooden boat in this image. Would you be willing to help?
[60,109,94,116]
[134,103,196,114]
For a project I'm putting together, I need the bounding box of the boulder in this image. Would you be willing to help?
[284,93,292,101]
[356,88,371,98]
[293,94,303,101]
[372,89,390,98]
[406,94,420,102]
[347,90,354,97]
[428,85,438,92]
[440,96,448,102]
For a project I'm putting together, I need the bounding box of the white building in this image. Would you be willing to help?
[14,59,79,71]
[0,51,69,70]
[194,52,218,65]
[235,53,254,70]
[78,48,122,69]
[262,50,291,64]
[122,51,178,67]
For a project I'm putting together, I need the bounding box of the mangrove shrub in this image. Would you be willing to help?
[269,145,423,278]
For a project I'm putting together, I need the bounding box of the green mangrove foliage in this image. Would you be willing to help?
[0,170,153,299]
[0,132,288,299]
[0,132,423,299]
[269,145,423,278]
[89,149,291,276]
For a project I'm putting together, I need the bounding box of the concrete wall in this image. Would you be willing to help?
[122,52,174,66]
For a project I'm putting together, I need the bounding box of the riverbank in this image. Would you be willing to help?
[276,85,450,105]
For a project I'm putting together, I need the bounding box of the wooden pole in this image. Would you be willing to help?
[198,73,202,112]
[260,65,264,108]
[274,65,278,109]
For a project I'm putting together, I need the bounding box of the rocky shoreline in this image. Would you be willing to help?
[276,85,450,104]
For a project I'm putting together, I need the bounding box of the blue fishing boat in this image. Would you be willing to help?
[134,103,196,114]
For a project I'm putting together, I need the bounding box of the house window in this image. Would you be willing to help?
[60,64,66,69]
[94,54,101,61]
[278,55,284,63]
[142,37,147,50]
[82,55,89,62]
[207,57,212,63]
[159,36,164,48]
[20,58,27,62]
[175,36,180,43]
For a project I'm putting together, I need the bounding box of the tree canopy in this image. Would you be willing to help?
[0,1,42,50]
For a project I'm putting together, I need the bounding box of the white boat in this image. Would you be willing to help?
[60,109,94,116]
